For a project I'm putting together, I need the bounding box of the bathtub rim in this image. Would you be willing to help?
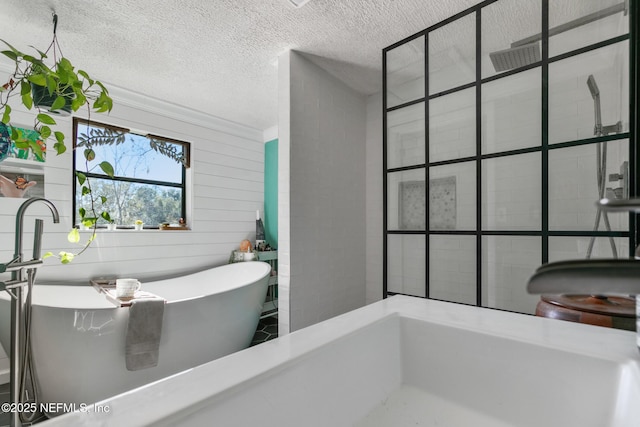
[0,261,272,309]
[39,295,640,427]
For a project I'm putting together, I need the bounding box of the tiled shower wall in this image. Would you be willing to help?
[279,50,367,333]
[366,93,384,304]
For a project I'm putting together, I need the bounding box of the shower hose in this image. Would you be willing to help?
[18,268,41,424]
[586,140,618,259]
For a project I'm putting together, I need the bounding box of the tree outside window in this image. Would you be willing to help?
[73,119,189,228]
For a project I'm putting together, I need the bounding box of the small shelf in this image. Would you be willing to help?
[90,279,166,308]
[261,300,278,319]
[257,251,278,319]
[228,250,278,318]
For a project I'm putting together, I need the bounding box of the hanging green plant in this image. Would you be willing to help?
[0,13,116,263]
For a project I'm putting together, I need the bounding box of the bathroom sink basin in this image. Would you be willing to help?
[44,296,640,427]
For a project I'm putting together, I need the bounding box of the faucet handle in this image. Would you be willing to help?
[0,256,21,273]
[33,219,43,260]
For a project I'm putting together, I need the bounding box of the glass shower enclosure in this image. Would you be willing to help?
[383,0,633,314]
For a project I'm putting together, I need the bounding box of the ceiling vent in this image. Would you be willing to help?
[289,0,312,8]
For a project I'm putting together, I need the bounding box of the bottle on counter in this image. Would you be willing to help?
[256,210,266,250]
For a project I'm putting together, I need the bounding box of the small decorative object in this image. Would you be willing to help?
[179,217,186,226]
[106,221,116,231]
[134,220,143,230]
[0,171,41,198]
[255,210,266,249]
[115,278,141,300]
[239,239,252,252]
[158,221,189,231]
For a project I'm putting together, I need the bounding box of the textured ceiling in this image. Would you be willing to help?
[0,0,483,130]
[0,0,613,131]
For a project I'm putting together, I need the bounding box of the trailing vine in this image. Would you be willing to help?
[0,14,115,263]
[149,137,188,167]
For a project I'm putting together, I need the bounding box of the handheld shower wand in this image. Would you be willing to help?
[586,75,617,259]
[587,75,602,136]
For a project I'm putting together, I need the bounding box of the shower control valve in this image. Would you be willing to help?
[606,186,626,200]
[609,173,624,182]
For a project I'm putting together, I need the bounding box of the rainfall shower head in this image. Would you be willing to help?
[489,43,541,73]
[489,2,627,72]
[587,74,600,99]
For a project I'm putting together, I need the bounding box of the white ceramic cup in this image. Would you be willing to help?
[116,278,141,299]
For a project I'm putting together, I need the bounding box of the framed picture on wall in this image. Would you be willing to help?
[0,122,46,163]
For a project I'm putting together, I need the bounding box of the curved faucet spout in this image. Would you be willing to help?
[14,197,60,261]
[527,259,640,295]
[529,197,640,352]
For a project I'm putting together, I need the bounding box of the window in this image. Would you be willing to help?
[73,118,190,229]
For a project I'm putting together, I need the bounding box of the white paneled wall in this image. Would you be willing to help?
[0,89,264,281]
[0,84,264,377]
[279,50,366,333]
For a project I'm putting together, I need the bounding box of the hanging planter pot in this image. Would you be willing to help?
[31,83,73,116]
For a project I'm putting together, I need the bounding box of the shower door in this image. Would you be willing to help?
[383,0,634,314]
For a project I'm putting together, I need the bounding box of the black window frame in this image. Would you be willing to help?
[72,117,190,229]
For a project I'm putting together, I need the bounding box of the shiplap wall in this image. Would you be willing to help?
[0,84,265,381]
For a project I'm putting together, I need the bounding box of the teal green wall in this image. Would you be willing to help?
[264,138,278,247]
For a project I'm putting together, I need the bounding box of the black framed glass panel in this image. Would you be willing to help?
[387,103,425,169]
[383,0,633,315]
[481,0,542,79]
[429,13,476,95]
[429,88,476,163]
[548,0,629,57]
[386,36,425,108]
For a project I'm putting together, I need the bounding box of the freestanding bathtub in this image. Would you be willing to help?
[0,261,271,408]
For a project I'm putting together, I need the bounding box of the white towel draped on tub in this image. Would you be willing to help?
[125,297,166,371]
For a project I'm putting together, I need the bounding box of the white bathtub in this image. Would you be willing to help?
[41,295,640,427]
[0,261,271,408]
